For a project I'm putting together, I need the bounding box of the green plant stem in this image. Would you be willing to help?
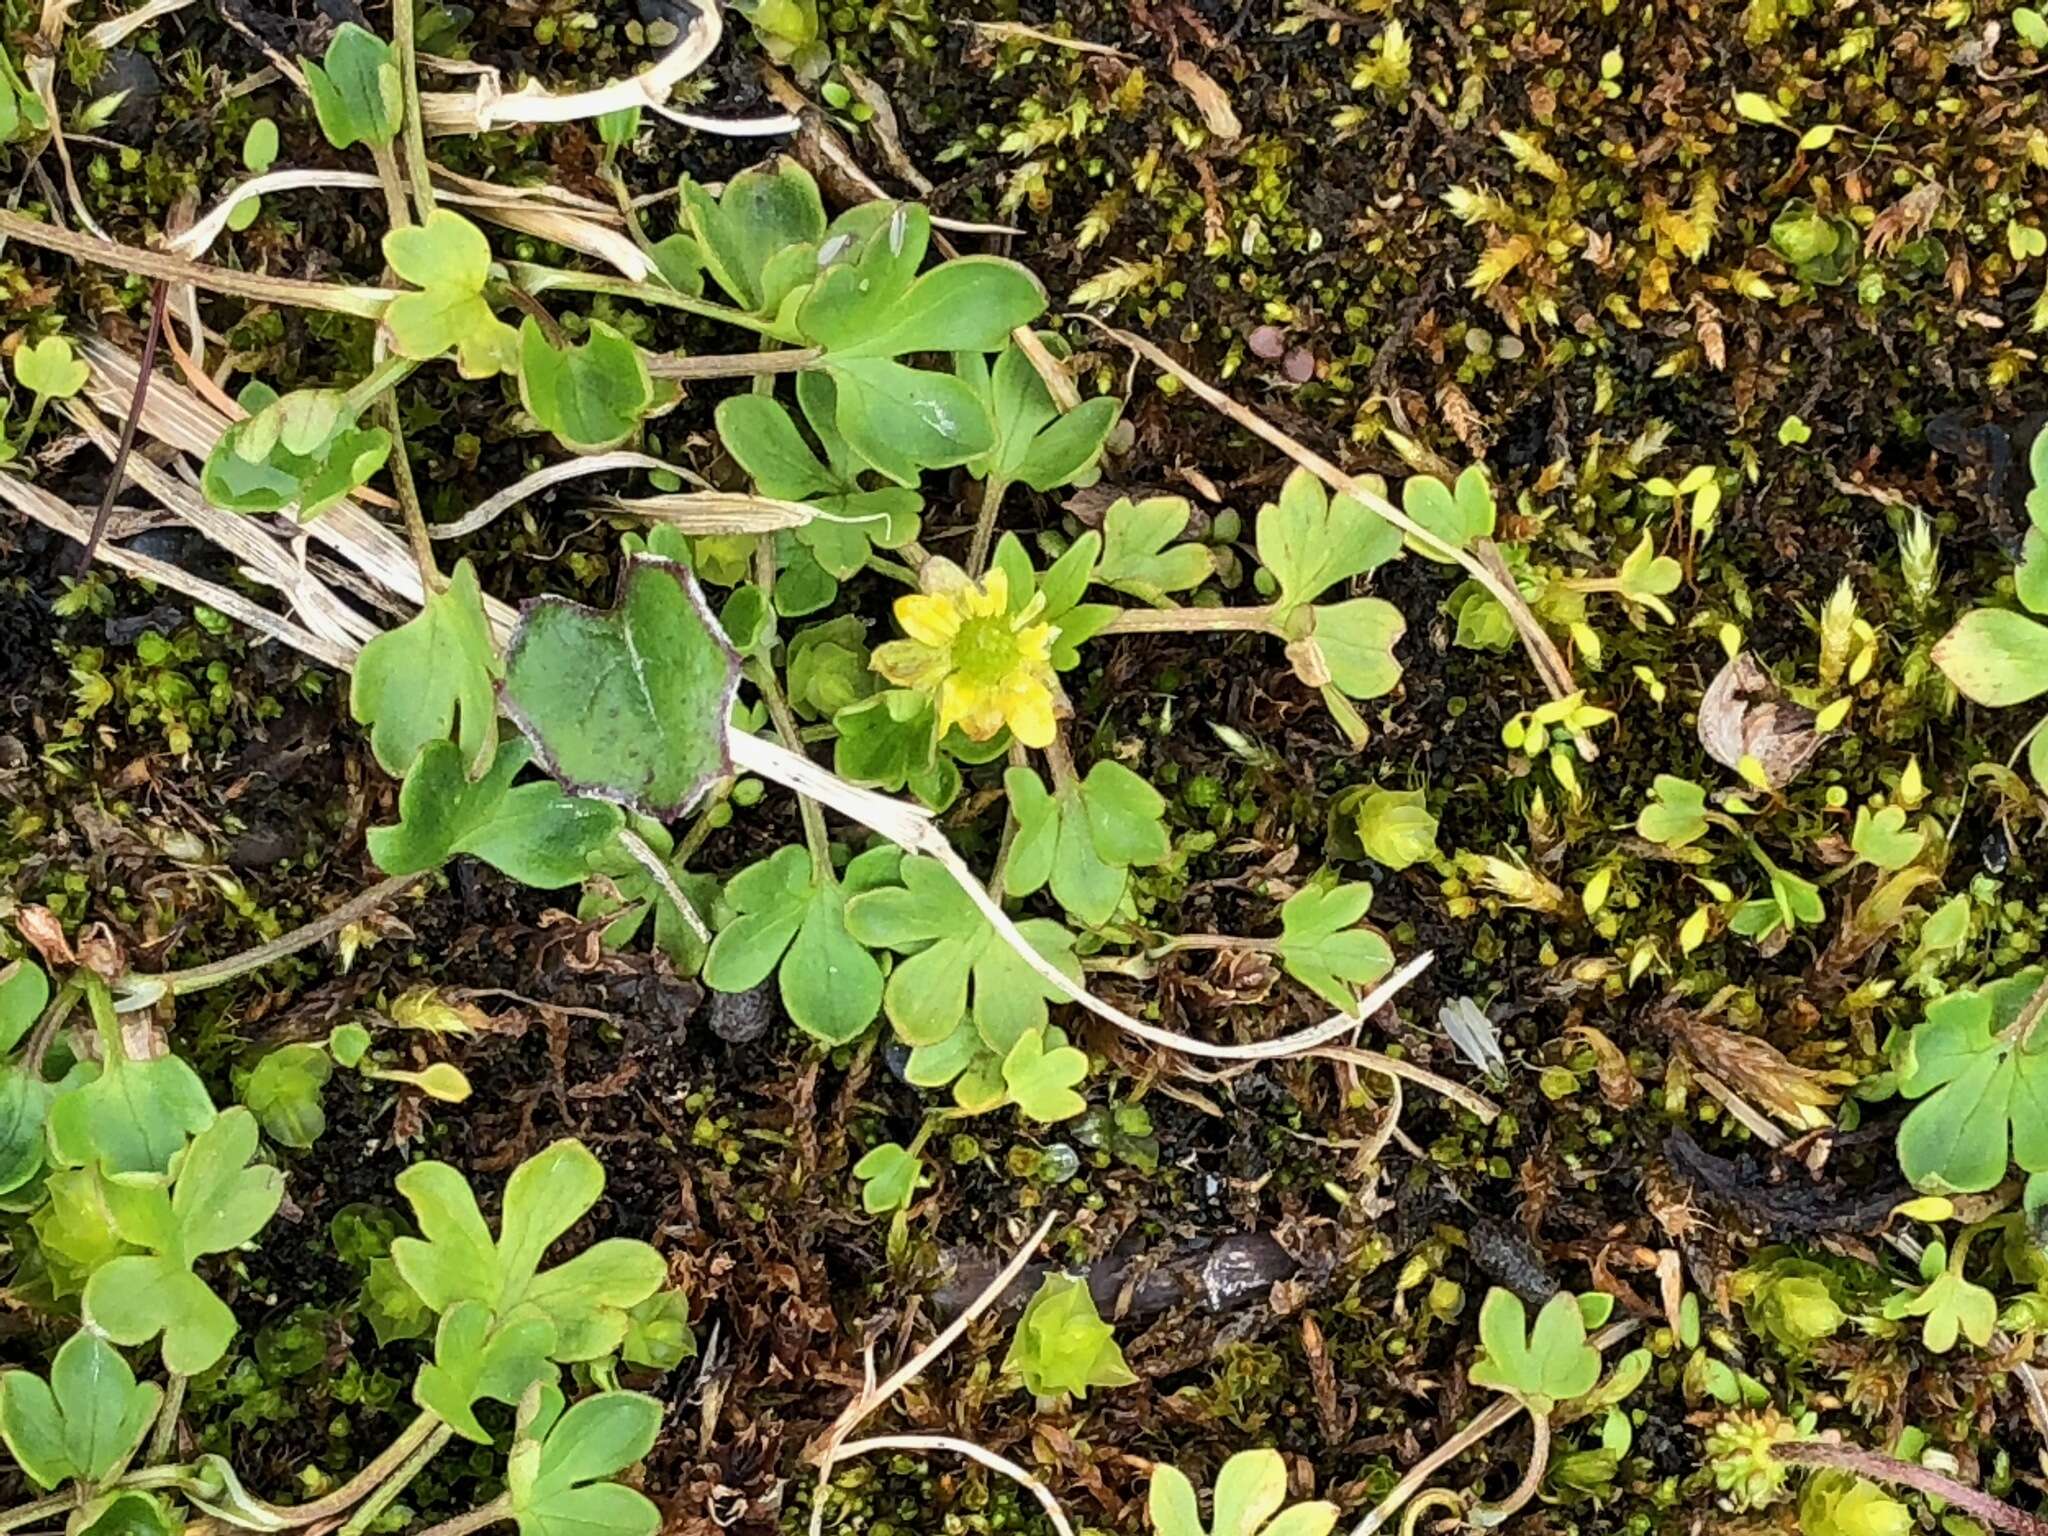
[147,1374,187,1465]
[368,141,414,233]
[343,356,423,416]
[1769,1442,2048,1536]
[275,1413,443,1525]
[966,476,1008,578]
[2005,967,2048,1049]
[750,658,833,874]
[20,974,82,1076]
[987,740,1029,905]
[1147,933,1282,955]
[1040,725,1079,792]
[391,0,437,222]
[375,392,442,595]
[864,553,921,588]
[413,1494,511,1536]
[1096,604,1283,636]
[616,827,712,948]
[645,346,821,381]
[0,1492,73,1534]
[335,1423,452,1536]
[116,872,421,1006]
[0,210,396,317]
[504,264,779,335]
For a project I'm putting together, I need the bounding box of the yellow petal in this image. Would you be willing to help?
[1014,621,1057,663]
[1002,678,1056,748]
[937,674,981,740]
[975,567,1010,618]
[895,593,962,648]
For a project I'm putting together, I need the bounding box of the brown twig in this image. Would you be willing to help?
[75,279,168,573]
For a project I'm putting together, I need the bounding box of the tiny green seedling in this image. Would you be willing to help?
[1002,1272,1134,1402]
[1272,883,1394,1016]
[1147,1450,1338,1536]
[1881,1233,1997,1353]
[303,23,402,149]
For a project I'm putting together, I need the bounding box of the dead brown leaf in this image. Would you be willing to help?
[1666,1011,1852,1131]
[1864,180,1942,257]
[1697,652,1828,789]
[1171,59,1241,141]
[14,905,75,969]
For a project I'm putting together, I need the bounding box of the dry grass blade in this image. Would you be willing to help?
[418,5,722,132]
[171,171,646,280]
[597,491,866,534]
[0,212,394,316]
[0,475,356,670]
[1308,1044,1500,1122]
[431,453,700,541]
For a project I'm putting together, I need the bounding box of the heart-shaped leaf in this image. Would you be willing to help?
[518,320,655,452]
[350,558,500,780]
[852,1142,921,1214]
[507,1392,662,1536]
[1092,497,1214,604]
[368,739,622,887]
[382,211,519,378]
[302,23,400,149]
[83,1108,283,1373]
[0,1330,162,1490]
[700,843,897,1045]
[502,557,741,820]
[1274,883,1393,1015]
[1400,465,1496,562]
[13,336,88,400]
[1257,467,1402,614]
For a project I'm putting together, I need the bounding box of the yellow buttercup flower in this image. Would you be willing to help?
[872,559,1062,747]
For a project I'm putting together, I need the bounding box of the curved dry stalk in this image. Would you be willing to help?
[1309,1044,1499,1122]
[1770,1442,2048,1536]
[418,5,722,132]
[806,1212,1059,1536]
[429,452,700,541]
[830,1436,1074,1536]
[729,732,1437,1064]
[1351,1320,1641,1536]
[1352,1400,1520,1536]
[166,170,650,282]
